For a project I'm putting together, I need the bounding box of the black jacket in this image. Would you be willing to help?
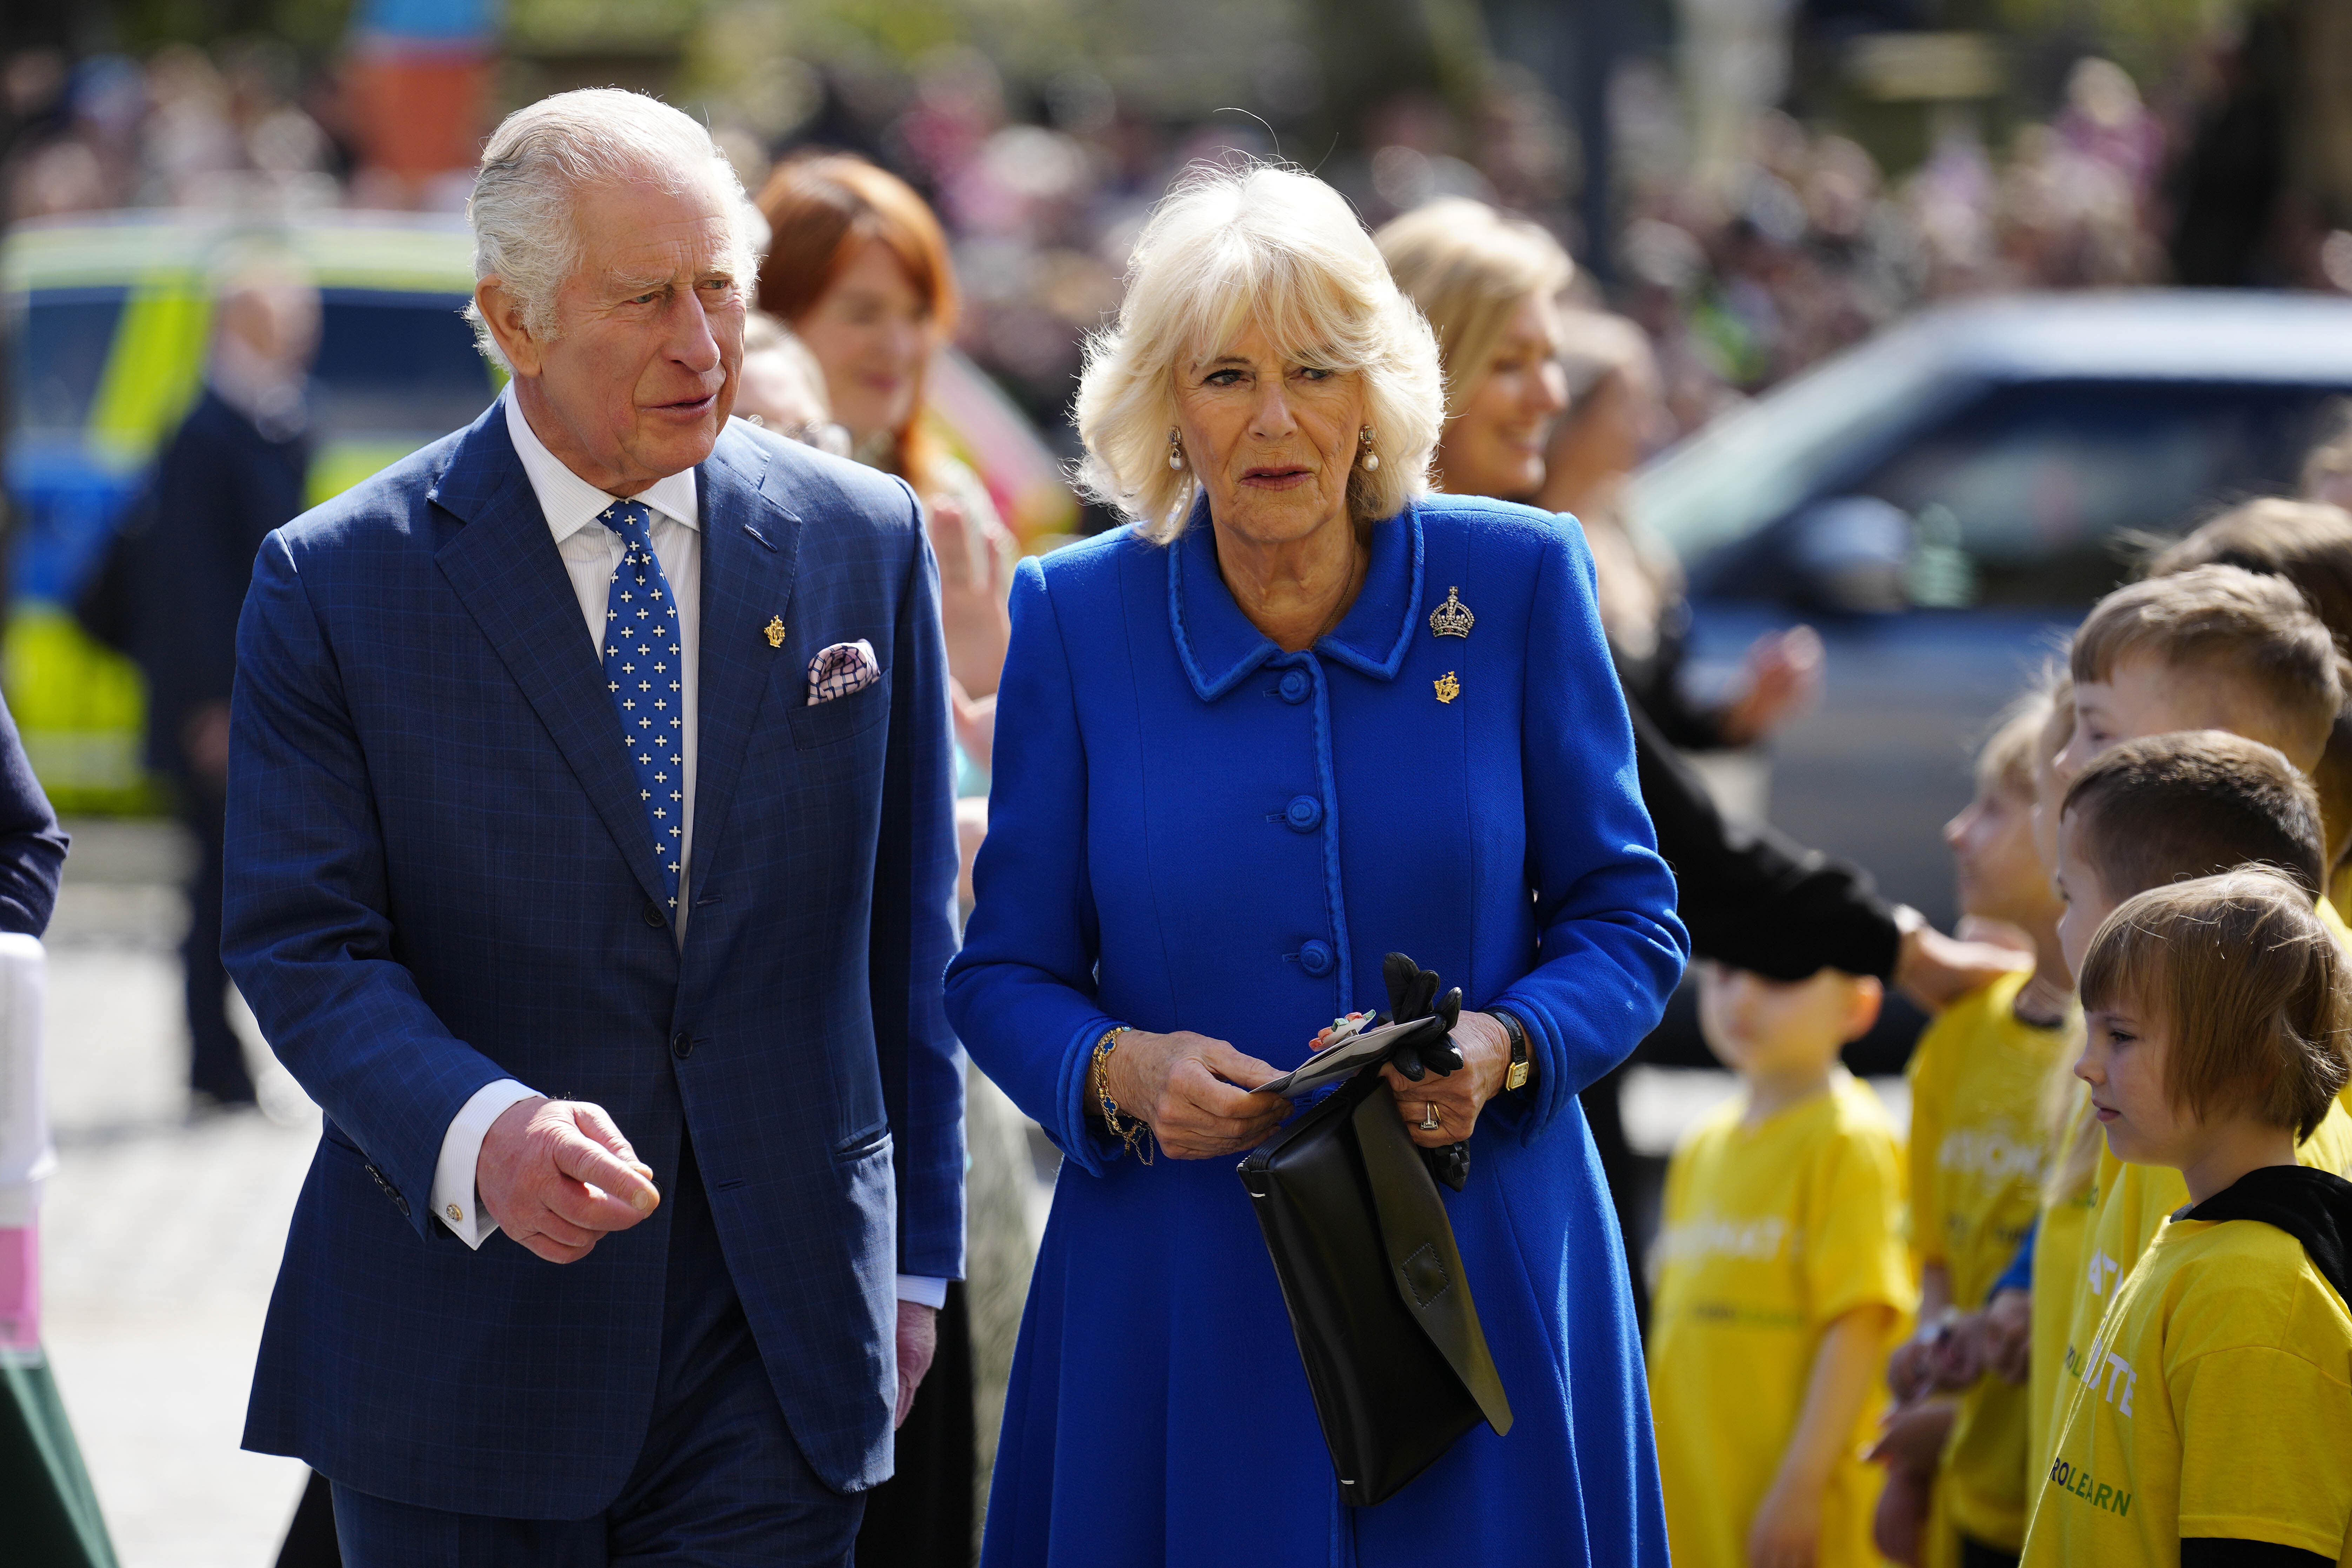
[1630,695,1901,981]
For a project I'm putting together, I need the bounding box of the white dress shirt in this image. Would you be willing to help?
[429,391,946,1309]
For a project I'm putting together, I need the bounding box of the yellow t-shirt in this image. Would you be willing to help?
[1905,972,2076,1553]
[2020,1210,2352,1567]
[1648,1072,1915,1568]
[2029,1089,2101,1490]
[2057,1100,2352,1456]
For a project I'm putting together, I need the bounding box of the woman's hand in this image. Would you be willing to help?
[1100,1029,1290,1159]
[1719,625,1824,746]
[1380,1010,1513,1148]
[926,493,1015,700]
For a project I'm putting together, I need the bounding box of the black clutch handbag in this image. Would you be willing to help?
[1237,1065,1513,1507]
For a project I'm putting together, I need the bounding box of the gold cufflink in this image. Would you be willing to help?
[446,1203,463,1223]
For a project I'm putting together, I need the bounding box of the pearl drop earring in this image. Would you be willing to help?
[1359,427,1380,472]
[1167,429,1185,471]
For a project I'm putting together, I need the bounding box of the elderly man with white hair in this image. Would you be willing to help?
[222,89,963,1563]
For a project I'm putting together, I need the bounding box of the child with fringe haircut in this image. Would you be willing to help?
[2019,870,2352,1567]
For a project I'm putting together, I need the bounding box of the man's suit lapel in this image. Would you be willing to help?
[690,433,801,895]
[429,407,677,914]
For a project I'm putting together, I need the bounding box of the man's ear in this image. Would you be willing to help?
[1843,975,1885,1044]
[475,278,544,379]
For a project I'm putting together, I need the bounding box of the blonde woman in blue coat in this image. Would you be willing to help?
[943,162,1688,1567]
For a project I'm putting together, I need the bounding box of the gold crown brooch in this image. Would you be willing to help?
[1428,585,1474,638]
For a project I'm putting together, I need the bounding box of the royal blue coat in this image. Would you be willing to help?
[945,495,1689,1567]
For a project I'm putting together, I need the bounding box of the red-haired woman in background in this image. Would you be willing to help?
[756,151,1025,1568]
[757,153,1013,746]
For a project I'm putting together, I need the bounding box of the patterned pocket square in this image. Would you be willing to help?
[806,639,881,706]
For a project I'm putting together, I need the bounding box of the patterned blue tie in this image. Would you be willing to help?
[598,500,685,912]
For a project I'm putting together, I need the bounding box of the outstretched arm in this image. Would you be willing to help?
[1487,525,1689,1130]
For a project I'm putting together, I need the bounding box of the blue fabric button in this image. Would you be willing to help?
[1284,795,1323,833]
[1298,939,1335,978]
[1278,669,1311,704]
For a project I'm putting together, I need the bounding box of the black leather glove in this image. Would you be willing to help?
[1376,951,1464,1081]
[1377,952,1471,1191]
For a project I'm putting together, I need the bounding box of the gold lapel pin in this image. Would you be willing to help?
[1434,672,1460,704]
[764,615,786,648]
[1428,586,1474,639]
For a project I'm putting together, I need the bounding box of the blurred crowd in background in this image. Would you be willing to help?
[11,0,2352,478]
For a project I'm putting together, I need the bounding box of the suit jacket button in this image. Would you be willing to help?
[1298,939,1335,978]
[1278,669,1311,704]
[672,1030,694,1060]
[1284,795,1324,833]
[642,899,666,928]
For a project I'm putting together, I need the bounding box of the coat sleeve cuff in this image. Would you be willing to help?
[430,1079,540,1247]
[1053,1015,1129,1178]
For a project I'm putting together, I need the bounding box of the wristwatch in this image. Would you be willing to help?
[1491,1007,1532,1092]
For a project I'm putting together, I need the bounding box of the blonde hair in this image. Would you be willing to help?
[2079,868,2352,1141]
[1976,686,2052,802]
[1074,161,1443,542]
[1375,198,1573,418]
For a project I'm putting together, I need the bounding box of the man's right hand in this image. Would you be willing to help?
[477,1096,660,1263]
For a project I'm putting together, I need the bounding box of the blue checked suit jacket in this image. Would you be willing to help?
[224,400,965,1516]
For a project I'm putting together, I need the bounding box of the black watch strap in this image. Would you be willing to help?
[1492,1007,1531,1092]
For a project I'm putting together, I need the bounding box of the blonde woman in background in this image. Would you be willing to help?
[1379,198,2031,1334]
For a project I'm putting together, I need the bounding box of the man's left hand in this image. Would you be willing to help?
[894,1301,938,1429]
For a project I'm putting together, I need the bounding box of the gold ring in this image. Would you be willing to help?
[1420,1102,1441,1130]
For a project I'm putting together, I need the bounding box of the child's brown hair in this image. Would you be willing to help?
[2060,731,2326,903]
[2145,498,2352,869]
[2071,565,2344,769]
[2078,868,2352,1140]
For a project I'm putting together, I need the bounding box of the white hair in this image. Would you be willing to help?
[1074,161,1443,542]
[463,88,766,372]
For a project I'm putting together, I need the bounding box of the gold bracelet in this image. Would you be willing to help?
[1089,1026,1154,1165]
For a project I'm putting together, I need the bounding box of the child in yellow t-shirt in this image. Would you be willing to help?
[1884,694,2074,1566]
[2045,734,2352,1486]
[1649,961,1914,1568]
[2020,869,2352,1568]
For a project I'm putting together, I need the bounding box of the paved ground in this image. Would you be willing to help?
[31,816,1906,1566]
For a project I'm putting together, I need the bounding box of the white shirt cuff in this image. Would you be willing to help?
[895,1274,949,1309]
[432,1079,541,1249]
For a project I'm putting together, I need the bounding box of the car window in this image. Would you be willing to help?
[9,289,127,438]
[312,288,498,439]
[1855,379,2346,605]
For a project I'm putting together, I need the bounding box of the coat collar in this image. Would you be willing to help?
[1167,496,1425,701]
[426,405,794,927]
[683,427,799,893]
[429,402,678,915]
